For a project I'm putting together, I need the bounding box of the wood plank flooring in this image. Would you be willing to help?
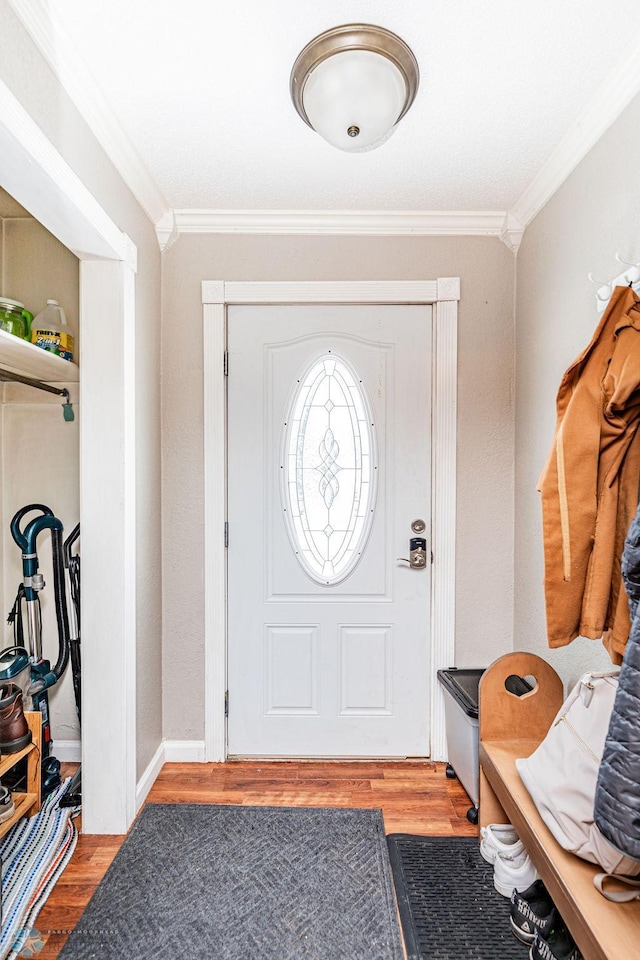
[33,760,477,958]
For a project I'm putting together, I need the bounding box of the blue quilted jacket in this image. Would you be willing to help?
[594,506,640,861]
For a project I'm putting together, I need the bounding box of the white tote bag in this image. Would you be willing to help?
[516,671,640,877]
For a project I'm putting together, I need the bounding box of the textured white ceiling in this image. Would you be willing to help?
[46,0,640,212]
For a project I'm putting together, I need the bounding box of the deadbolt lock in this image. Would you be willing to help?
[411,518,426,534]
[398,537,428,569]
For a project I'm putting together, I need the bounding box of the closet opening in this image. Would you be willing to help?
[0,186,81,812]
[0,76,139,834]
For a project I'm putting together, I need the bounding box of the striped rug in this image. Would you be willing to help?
[1,781,79,960]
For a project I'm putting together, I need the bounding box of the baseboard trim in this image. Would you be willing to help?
[107,739,211,815]
[54,740,82,763]
[135,742,166,811]
[163,739,207,762]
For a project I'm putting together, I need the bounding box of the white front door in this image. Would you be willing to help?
[227,304,431,757]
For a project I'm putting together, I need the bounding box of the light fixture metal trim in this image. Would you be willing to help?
[290,23,420,131]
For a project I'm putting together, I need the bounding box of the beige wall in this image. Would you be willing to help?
[161,234,516,740]
[0,1,163,778]
[2,216,80,346]
[515,91,640,689]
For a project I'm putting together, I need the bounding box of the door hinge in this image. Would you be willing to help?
[224,521,229,547]
[224,690,229,717]
[223,350,229,376]
[431,550,434,564]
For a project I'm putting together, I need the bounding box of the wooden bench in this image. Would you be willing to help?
[479,652,640,960]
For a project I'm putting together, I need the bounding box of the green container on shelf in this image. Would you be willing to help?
[0,298,32,340]
[22,308,33,340]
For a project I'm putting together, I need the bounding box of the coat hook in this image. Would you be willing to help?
[587,273,613,301]
[614,254,640,284]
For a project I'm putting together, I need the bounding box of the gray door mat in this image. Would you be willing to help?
[387,835,525,959]
[59,804,404,960]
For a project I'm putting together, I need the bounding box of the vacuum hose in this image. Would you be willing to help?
[16,511,71,694]
[50,526,71,683]
[64,523,81,724]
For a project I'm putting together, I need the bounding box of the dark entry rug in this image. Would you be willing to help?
[387,835,524,959]
[59,804,404,960]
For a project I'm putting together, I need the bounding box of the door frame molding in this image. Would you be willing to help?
[202,278,460,762]
[0,76,138,832]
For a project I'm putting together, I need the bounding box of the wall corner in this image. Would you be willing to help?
[500,213,525,254]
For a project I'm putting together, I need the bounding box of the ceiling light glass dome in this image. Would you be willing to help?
[290,24,420,153]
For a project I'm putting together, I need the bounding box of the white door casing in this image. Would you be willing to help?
[227,304,431,757]
[203,279,459,762]
[0,77,138,832]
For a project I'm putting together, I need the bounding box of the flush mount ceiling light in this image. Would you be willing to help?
[290,23,419,153]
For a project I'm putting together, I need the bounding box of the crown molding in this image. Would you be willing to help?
[166,208,510,239]
[156,209,179,252]
[8,0,170,226]
[512,42,640,227]
[500,212,525,254]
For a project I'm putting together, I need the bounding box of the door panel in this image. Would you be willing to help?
[339,626,392,715]
[227,304,431,756]
[265,625,319,715]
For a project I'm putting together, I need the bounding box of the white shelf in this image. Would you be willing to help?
[0,328,78,382]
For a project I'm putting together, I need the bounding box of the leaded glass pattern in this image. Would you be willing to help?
[282,354,377,584]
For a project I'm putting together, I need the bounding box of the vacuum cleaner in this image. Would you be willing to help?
[60,522,81,808]
[4,504,72,796]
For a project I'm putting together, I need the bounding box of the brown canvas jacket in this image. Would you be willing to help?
[538,285,640,662]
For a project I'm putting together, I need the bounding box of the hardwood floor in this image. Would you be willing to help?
[34,760,477,958]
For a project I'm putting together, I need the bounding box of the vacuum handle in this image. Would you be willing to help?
[21,516,64,606]
[22,522,70,685]
[11,504,54,552]
[63,522,80,568]
[23,515,64,556]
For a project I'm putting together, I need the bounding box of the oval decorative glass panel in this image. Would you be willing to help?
[281,353,378,584]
